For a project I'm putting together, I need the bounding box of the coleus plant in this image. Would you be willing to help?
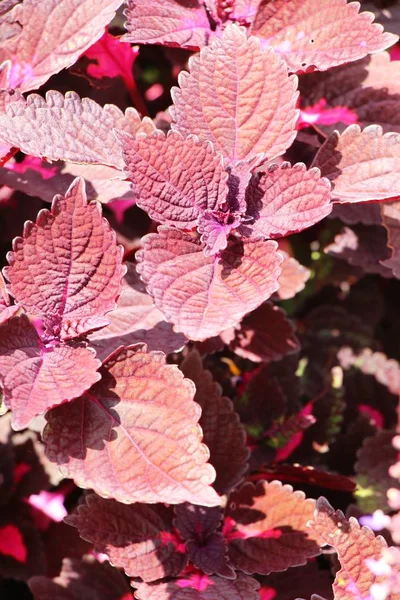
[0,0,399,599]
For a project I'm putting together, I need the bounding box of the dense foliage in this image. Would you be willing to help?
[0,1,400,599]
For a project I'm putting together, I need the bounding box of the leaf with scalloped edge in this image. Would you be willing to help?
[137,226,283,341]
[66,493,187,582]
[225,480,320,575]
[0,316,101,430]
[122,0,211,50]
[89,263,187,361]
[308,497,399,600]
[251,0,398,73]
[244,163,332,239]
[120,130,228,228]
[276,251,310,300]
[180,350,248,495]
[312,125,400,203]
[0,90,154,169]
[171,24,298,165]
[227,302,299,363]
[134,573,260,600]
[0,0,124,92]
[4,177,124,341]
[43,345,220,506]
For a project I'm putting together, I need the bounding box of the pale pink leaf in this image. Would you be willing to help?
[122,0,211,50]
[312,124,400,203]
[136,226,283,340]
[244,163,332,239]
[134,573,260,600]
[276,251,310,300]
[251,0,398,72]
[0,271,17,324]
[0,0,124,92]
[308,497,399,600]
[0,90,153,169]
[4,177,125,341]
[66,494,187,582]
[43,345,220,506]
[0,315,101,430]
[89,263,187,361]
[120,130,228,228]
[171,23,299,164]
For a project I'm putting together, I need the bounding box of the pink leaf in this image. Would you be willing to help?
[276,251,310,300]
[120,130,228,228]
[312,124,400,203]
[251,0,398,73]
[44,345,220,506]
[85,31,138,89]
[198,210,242,257]
[0,271,17,324]
[136,226,283,340]
[0,0,124,92]
[122,0,211,50]
[0,90,154,169]
[244,163,332,239]
[228,302,300,363]
[225,480,320,575]
[4,178,124,341]
[0,316,101,430]
[66,494,187,582]
[180,350,249,495]
[89,263,187,361]
[171,23,299,164]
[134,573,260,600]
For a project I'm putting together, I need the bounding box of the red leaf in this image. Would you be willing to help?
[44,345,220,506]
[308,497,399,600]
[244,163,332,239]
[312,124,400,203]
[180,350,249,495]
[227,302,300,363]
[4,178,124,341]
[0,524,26,562]
[251,0,398,73]
[66,494,187,582]
[136,226,283,340]
[122,0,211,50]
[134,573,260,600]
[276,251,310,300]
[0,0,124,92]
[85,31,138,89]
[0,316,101,430]
[171,23,298,164]
[120,130,228,228]
[89,263,187,361]
[225,480,320,575]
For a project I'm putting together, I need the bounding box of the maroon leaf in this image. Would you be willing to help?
[259,561,334,600]
[308,497,398,600]
[0,316,101,430]
[4,178,125,341]
[134,573,260,600]
[276,251,310,300]
[66,493,187,582]
[171,23,299,164]
[180,350,249,495]
[251,0,398,73]
[312,124,400,203]
[122,0,211,50]
[89,263,187,361]
[0,0,124,92]
[136,226,283,340]
[244,163,332,239]
[225,480,320,575]
[227,302,300,363]
[44,345,220,506]
[120,130,228,228]
[29,555,133,600]
[381,200,400,278]
[330,203,382,226]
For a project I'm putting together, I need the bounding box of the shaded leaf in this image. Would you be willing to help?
[4,178,124,341]
[259,561,334,600]
[330,203,382,226]
[44,345,220,506]
[381,200,400,278]
[66,494,187,582]
[0,315,101,430]
[171,23,298,164]
[251,0,398,72]
[136,226,283,340]
[180,350,249,495]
